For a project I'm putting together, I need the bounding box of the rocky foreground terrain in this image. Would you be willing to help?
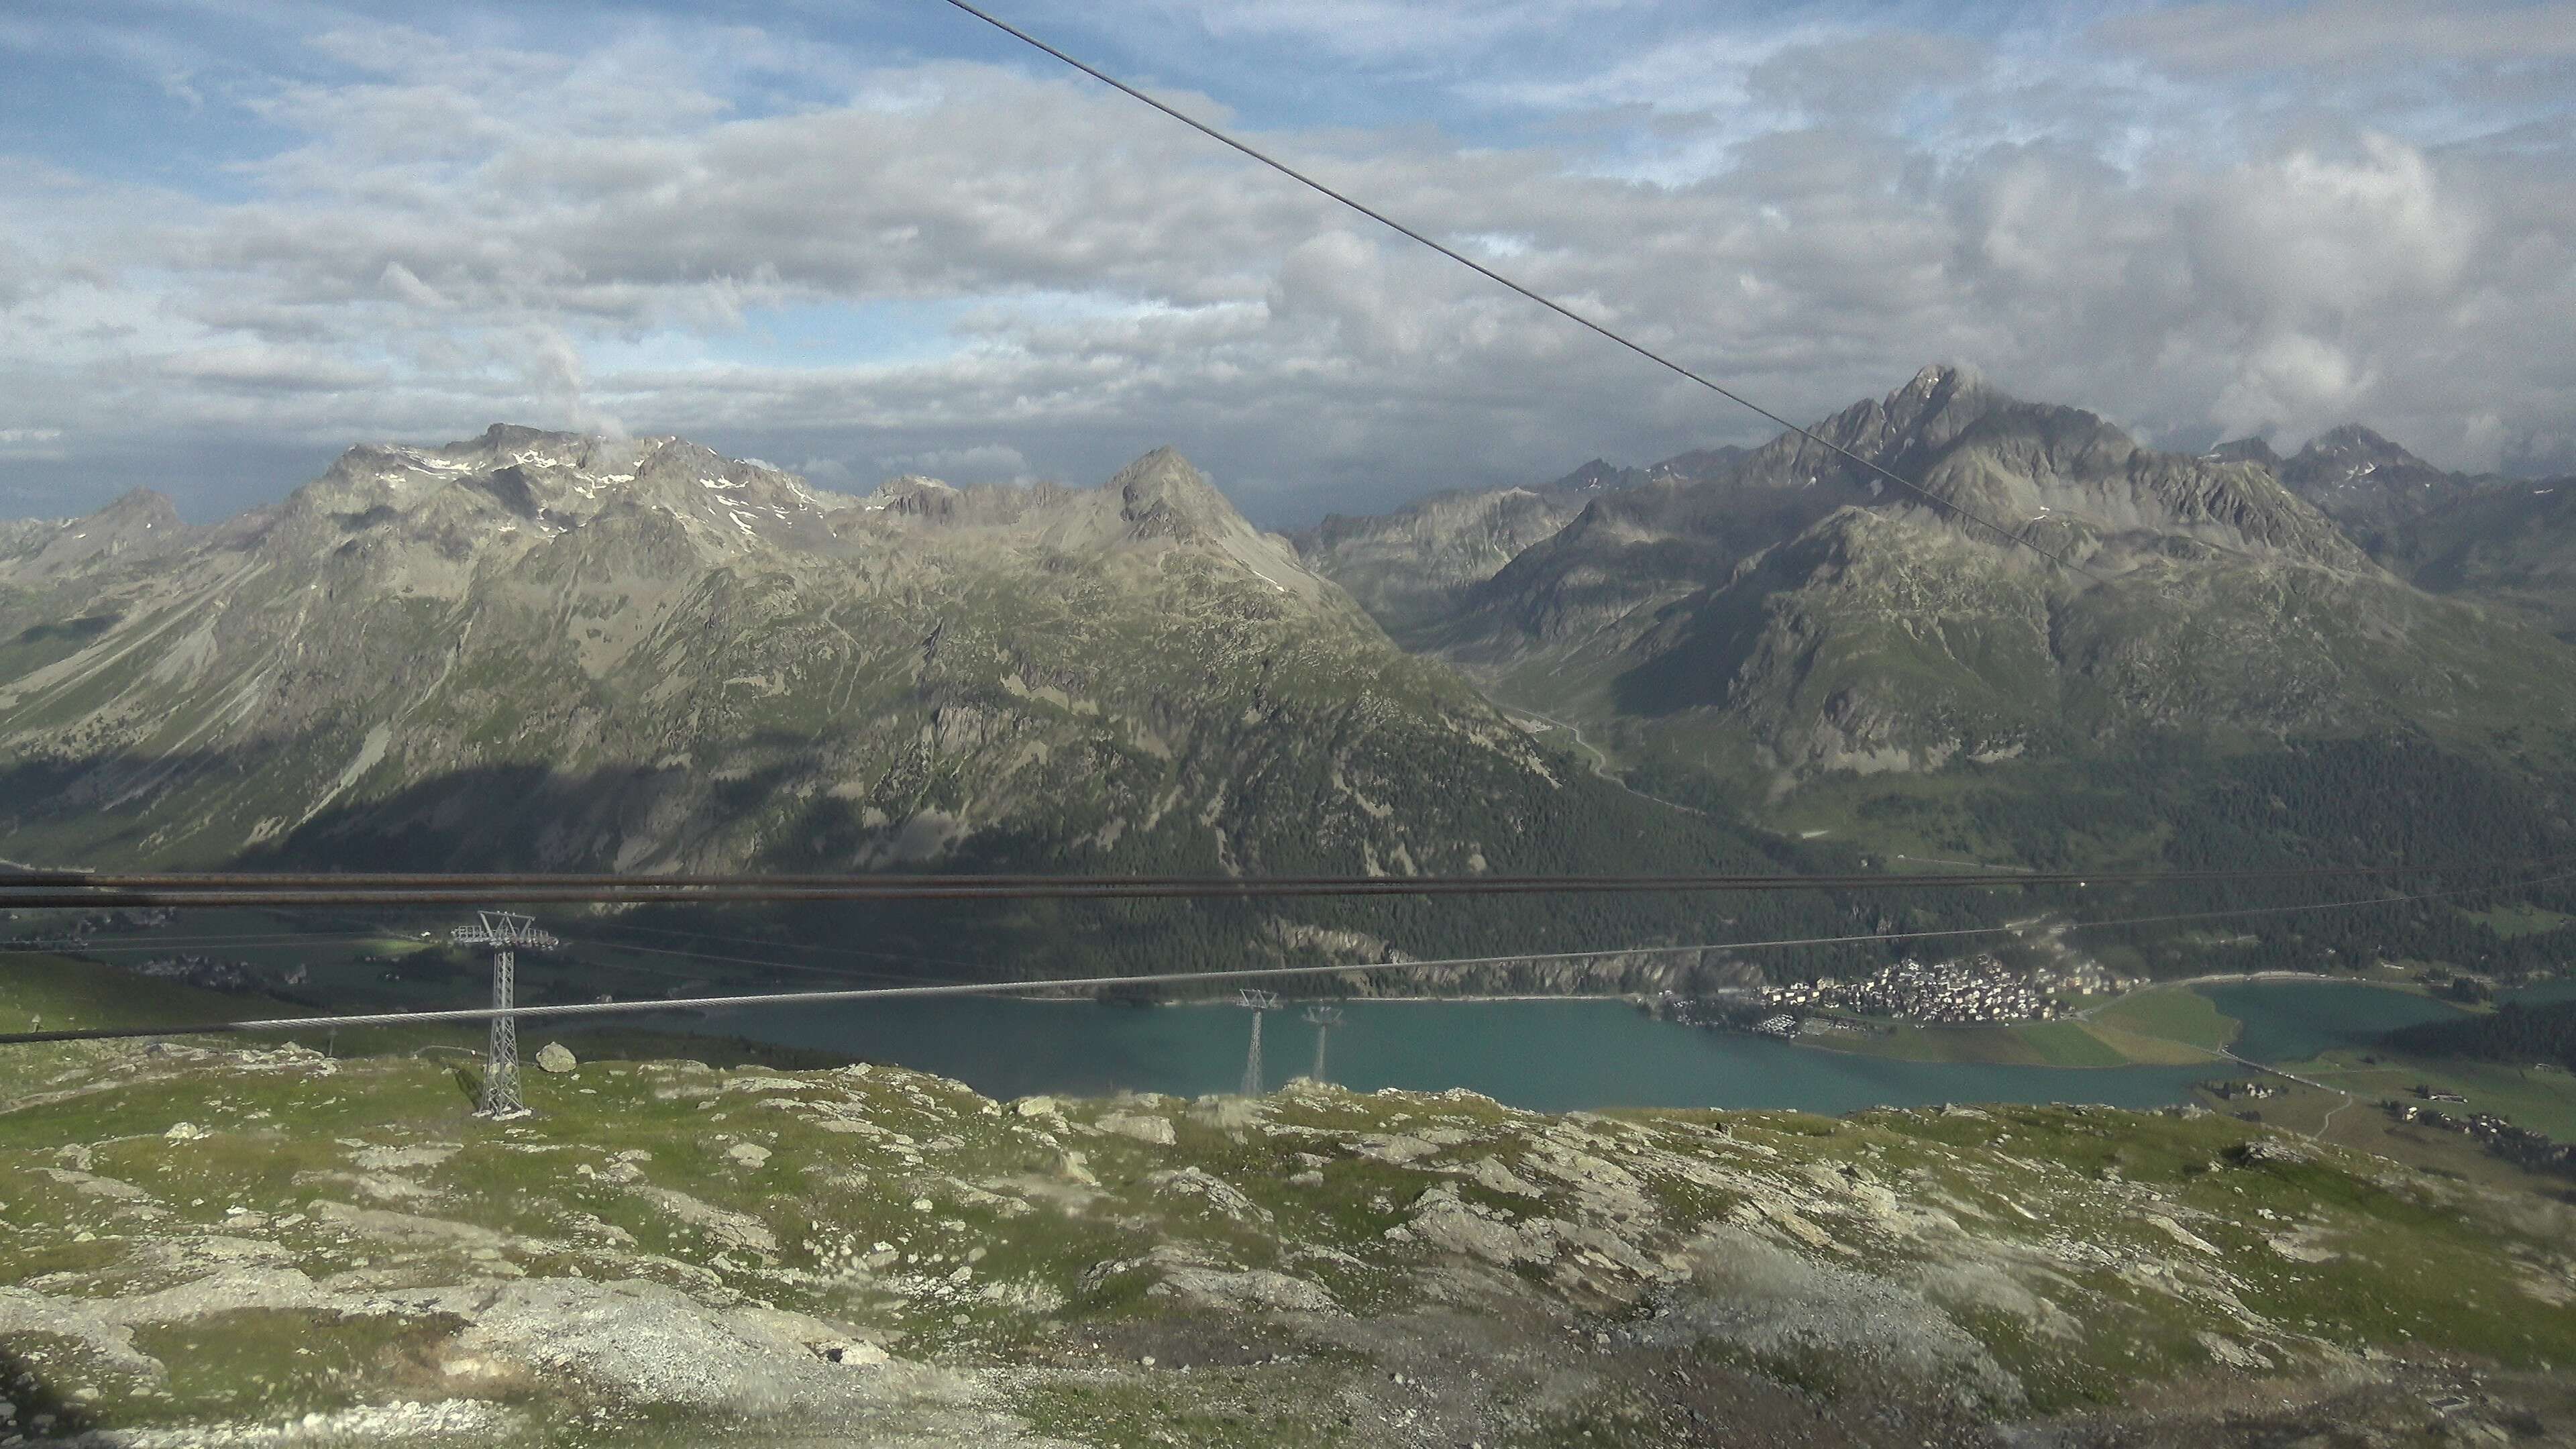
[4,1033,2573,1447]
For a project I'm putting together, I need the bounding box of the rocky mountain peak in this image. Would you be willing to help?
[1111,447,1243,542]
[1880,363,1997,444]
[861,475,962,520]
[272,425,839,565]
[1644,445,1750,486]
[2288,424,2434,483]
[0,486,190,578]
[1902,361,1980,401]
[92,487,182,533]
[2273,423,2492,538]
[1544,460,1641,498]
[1740,364,2006,491]
[2206,437,2282,470]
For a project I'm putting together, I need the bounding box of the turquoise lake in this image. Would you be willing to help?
[611,976,2576,1114]
[641,996,2214,1113]
[2202,975,2576,1063]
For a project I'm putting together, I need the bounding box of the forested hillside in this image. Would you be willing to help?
[2389,998,2576,1071]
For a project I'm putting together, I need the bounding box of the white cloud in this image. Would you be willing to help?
[1,4,2573,527]
[2102,0,2576,72]
[2184,136,2477,323]
[1152,0,1631,64]
[885,442,1032,481]
[152,343,385,391]
[2211,333,2372,441]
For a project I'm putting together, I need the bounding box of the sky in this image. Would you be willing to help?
[2,0,2572,527]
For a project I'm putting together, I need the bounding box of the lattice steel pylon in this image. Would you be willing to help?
[451,912,559,1119]
[1304,1005,1343,1082]
[1238,989,1280,1096]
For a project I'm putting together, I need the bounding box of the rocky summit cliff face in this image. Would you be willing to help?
[1302,366,2576,792]
[0,429,1740,904]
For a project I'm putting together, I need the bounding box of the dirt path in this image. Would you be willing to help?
[2213,1046,2355,1140]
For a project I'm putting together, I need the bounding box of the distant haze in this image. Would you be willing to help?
[3,1,2573,527]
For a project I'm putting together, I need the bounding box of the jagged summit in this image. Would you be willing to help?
[1543,460,1642,498]
[95,486,182,527]
[1112,446,1240,540]
[1644,445,1749,486]
[0,486,189,578]
[2273,422,2505,540]
[2206,436,2283,470]
[223,429,1329,596]
[2293,423,2428,475]
[1501,364,2359,605]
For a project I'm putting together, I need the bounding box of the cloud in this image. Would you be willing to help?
[0,4,2571,526]
[2183,135,2477,323]
[153,344,386,392]
[883,442,1032,482]
[2102,0,2576,73]
[1149,0,1631,64]
[378,261,450,309]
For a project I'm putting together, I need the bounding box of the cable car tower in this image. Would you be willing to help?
[1238,989,1280,1096]
[451,911,559,1119]
[1303,1005,1343,1082]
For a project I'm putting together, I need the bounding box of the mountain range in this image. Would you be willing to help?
[7,367,2575,981]
[0,426,1857,981]
[2214,425,2576,641]
[1295,368,2576,813]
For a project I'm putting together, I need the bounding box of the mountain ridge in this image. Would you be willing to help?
[1296,366,2576,819]
[0,427,1876,982]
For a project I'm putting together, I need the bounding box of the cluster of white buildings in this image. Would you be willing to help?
[2025,961,2135,998]
[1758,955,2080,1025]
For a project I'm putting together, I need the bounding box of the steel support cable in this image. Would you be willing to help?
[570,917,1002,975]
[14,860,2542,887]
[7,866,2567,1047]
[562,936,954,987]
[934,0,2109,582]
[6,855,2571,910]
[0,934,394,953]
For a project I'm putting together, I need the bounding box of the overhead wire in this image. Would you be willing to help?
[934,0,2112,584]
[568,916,1004,977]
[0,933,393,953]
[5,855,2568,910]
[561,935,953,988]
[8,864,2563,1047]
